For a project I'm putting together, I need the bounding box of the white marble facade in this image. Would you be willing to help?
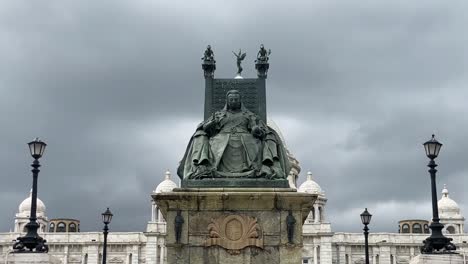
[1,170,467,264]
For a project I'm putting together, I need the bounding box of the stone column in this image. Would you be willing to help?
[313,246,318,264]
[159,244,164,264]
[86,244,99,264]
[131,245,139,263]
[155,245,159,264]
[314,204,319,223]
[63,245,68,264]
[146,235,158,264]
[373,254,377,264]
[338,245,346,264]
[320,237,333,264]
[151,202,156,222]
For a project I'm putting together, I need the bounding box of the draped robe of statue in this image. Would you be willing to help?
[178,92,290,180]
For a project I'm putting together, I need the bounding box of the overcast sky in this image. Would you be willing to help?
[1,0,467,233]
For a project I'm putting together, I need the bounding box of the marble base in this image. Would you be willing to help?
[154,188,316,264]
[6,253,61,264]
[409,253,464,264]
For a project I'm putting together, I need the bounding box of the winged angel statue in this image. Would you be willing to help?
[233,49,247,75]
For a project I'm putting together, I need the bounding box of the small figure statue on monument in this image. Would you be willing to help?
[178,89,290,181]
[202,45,216,78]
[232,49,246,76]
[286,211,296,244]
[202,45,215,63]
[255,44,270,78]
[174,210,184,244]
[255,44,271,64]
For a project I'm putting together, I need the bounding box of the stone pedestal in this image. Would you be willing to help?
[6,253,61,264]
[154,188,316,264]
[409,253,464,264]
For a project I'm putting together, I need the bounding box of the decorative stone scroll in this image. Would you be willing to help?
[204,214,263,254]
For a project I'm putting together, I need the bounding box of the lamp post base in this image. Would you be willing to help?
[420,222,456,253]
[13,235,48,253]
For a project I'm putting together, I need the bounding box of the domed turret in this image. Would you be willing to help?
[438,184,465,234]
[298,172,323,195]
[298,172,328,225]
[18,190,46,217]
[154,170,178,194]
[14,190,48,233]
[438,185,461,216]
[150,170,177,227]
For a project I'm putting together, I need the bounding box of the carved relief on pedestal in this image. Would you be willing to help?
[204,214,263,254]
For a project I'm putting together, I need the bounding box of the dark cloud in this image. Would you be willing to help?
[1,0,467,233]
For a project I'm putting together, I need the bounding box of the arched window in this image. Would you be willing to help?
[49,223,55,232]
[412,223,422,233]
[424,224,429,233]
[402,224,410,233]
[447,226,456,234]
[56,222,66,232]
[69,223,77,232]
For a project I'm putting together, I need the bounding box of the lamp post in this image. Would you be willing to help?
[360,208,372,264]
[13,138,48,252]
[421,134,456,253]
[102,208,113,264]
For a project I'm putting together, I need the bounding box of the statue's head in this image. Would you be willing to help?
[226,90,241,111]
[207,45,211,50]
[260,44,264,50]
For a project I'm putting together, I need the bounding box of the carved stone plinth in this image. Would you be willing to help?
[6,253,61,264]
[409,253,464,264]
[153,188,316,264]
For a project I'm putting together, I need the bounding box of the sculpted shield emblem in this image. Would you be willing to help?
[205,214,263,254]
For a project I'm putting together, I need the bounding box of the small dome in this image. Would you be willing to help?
[298,172,323,195]
[154,170,178,193]
[438,185,462,218]
[18,190,46,216]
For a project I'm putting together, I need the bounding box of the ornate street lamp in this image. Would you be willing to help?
[421,135,456,253]
[13,138,48,252]
[102,208,113,264]
[360,208,372,264]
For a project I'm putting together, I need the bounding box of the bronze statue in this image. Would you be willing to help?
[256,44,271,63]
[174,210,184,244]
[178,90,290,180]
[202,45,215,63]
[232,49,246,75]
[286,211,296,244]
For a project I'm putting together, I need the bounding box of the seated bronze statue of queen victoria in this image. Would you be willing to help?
[178,90,290,180]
